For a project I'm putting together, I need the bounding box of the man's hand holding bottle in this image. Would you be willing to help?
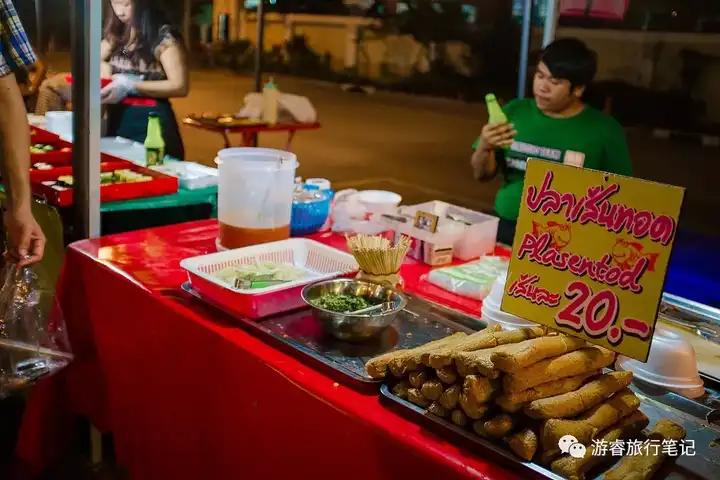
[479,122,517,151]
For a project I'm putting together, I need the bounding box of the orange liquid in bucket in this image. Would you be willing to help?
[219,222,291,249]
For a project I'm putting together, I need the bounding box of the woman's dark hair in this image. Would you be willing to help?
[104,0,182,65]
[540,38,597,89]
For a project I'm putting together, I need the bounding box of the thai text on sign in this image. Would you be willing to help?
[501,160,685,361]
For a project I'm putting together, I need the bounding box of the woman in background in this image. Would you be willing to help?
[101,0,188,159]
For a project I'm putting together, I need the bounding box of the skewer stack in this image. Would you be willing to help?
[366,327,686,479]
[347,234,411,288]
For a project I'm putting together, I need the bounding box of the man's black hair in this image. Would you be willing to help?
[540,38,597,89]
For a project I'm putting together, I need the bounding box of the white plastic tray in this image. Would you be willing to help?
[180,238,358,318]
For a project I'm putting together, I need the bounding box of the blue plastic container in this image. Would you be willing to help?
[291,190,331,236]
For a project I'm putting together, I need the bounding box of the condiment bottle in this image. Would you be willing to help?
[144,112,165,166]
[262,77,280,126]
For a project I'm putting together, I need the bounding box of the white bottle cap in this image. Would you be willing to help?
[305,178,331,191]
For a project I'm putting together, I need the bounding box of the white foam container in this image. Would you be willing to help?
[616,327,705,399]
[482,271,537,330]
[181,238,358,319]
[399,201,499,260]
[152,162,219,190]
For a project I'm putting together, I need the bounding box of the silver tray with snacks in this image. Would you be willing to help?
[175,282,484,390]
[381,373,720,480]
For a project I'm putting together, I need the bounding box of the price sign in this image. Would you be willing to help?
[501,160,685,361]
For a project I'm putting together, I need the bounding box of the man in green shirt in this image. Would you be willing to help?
[470,38,633,245]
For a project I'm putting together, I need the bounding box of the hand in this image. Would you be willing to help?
[3,207,45,267]
[100,73,142,104]
[479,122,517,150]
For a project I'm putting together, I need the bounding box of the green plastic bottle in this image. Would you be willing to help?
[144,112,165,166]
[485,93,508,125]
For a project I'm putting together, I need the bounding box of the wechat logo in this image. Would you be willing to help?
[558,435,587,459]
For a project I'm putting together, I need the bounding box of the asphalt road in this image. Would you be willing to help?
[41,55,720,237]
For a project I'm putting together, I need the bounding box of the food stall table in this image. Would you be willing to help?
[15,220,519,480]
[182,116,321,149]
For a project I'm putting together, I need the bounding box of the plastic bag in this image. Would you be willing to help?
[425,256,509,300]
[0,263,72,398]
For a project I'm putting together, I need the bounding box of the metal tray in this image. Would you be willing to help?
[177,282,485,389]
[381,377,720,480]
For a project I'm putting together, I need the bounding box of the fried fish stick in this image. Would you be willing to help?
[525,371,633,419]
[506,428,538,461]
[459,392,490,420]
[503,346,615,394]
[451,409,468,427]
[439,384,461,410]
[538,449,561,466]
[421,379,444,401]
[408,370,430,388]
[456,360,477,377]
[541,388,640,450]
[482,413,515,438]
[464,375,496,404]
[604,419,686,480]
[551,410,650,480]
[407,388,431,408]
[496,371,599,413]
[387,332,468,377]
[427,326,543,369]
[392,380,411,399]
[455,344,516,378]
[436,367,458,384]
[492,336,587,373]
[428,402,449,418]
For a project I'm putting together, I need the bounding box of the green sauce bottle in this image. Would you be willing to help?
[145,112,165,166]
[485,93,510,150]
[485,93,508,125]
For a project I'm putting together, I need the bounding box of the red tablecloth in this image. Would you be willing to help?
[16,220,517,480]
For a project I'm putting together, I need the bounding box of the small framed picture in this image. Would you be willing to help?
[414,211,439,233]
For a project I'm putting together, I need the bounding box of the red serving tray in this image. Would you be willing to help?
[30,138,73,166]
[30,127,60,144]
[30,160,179,207]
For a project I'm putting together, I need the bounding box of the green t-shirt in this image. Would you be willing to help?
[473,98,633,221]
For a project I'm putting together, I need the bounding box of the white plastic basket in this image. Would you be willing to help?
[180,238,358,319]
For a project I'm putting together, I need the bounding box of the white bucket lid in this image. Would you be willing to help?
[481,300,536,330]
[215,147,298,170]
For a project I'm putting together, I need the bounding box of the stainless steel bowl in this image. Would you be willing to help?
[301,279,407,342]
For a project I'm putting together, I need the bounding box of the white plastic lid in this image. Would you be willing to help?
[215,148,298,170]
[616,327,704,398]
[305,178,332,191]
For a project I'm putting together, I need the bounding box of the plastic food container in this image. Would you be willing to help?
[291,190,331,237]
[483,271,537,330]
[616,327,705,398]
[181,238,358,319]
[399,201,499,261]
[215,148,298,249]
[152,162,219,190]
[426,256,508,301]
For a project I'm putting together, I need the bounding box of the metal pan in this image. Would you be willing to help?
[177,282,484,390]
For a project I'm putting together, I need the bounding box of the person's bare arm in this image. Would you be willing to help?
[471,122,516,182]
[135,43,189,98]
[471,141,498,182]
[0,72,45,264]
[101,39,112,61]
[27,56,47,93]
[0,73,32,212]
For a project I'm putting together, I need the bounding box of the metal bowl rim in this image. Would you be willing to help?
[301,278,407,316]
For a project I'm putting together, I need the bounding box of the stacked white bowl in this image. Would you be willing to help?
[481,271,537,330]
[616,327,705,398]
